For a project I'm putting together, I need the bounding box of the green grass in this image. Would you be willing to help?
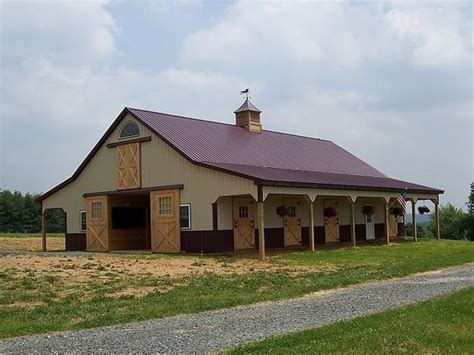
[1,239,473,339]
[228,287,474,354]
[0,232,64,238]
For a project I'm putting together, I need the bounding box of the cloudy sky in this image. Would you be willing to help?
[1,0,472,208]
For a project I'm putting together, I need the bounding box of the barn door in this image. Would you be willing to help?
[389,214,398,237]
[233,197,256,250]
[85,196,108,251]
[324,200,340,243]
[117,142,141,190]
[150,189,180,253]
[283,198,302,246]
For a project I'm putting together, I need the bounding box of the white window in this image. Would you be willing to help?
[119,121,140,139]
[180,204,191,230]
[159,196,172,215]
[239,206,249,219]
[91,202,102,219]
[288,206,296,217]
[80,210,86,231]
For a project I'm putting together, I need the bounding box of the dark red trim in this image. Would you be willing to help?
[82,184,184,198]
[106,136,151,148]
[65,233,86,251]
[181,230,234,253]
[257,185,264,202]
[212,203,218,231]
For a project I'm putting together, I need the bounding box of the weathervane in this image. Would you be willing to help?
[240,88,250,99]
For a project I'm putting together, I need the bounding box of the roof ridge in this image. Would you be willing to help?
[127,106,332,143]
[127,107,237,128]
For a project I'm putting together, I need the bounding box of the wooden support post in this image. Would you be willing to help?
[351,201,356,247]
[384,202,390,245]
[435,201,440,240]
[411,200,417,242]
[258,201,265,261]
[309,201,315,251]
[42,211,47,252]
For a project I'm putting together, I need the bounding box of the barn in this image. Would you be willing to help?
[37,98,443,259]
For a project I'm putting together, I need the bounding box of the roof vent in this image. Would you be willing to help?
[234,93,262,133]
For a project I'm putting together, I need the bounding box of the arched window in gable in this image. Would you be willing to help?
[119,121,140,139]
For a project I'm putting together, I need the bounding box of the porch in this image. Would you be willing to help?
[204,185,441,260]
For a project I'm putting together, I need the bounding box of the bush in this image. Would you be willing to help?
[427,203,468,240]
[405,223,427,238]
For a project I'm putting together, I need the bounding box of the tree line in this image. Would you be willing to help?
[0,184,473,238]
[0,190,65,233]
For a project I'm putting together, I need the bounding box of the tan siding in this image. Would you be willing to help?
[217,196,233,230]
[42,114,257,233]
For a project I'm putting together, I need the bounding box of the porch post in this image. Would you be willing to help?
[435,199,440,240]
[41,211,47,252]
[384,201,390,245]
[411,199,417,242]
[350,201,356,247]
[257,186,266,261]
[309,201,315,251]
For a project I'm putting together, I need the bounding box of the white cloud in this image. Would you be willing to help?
[182,1,399,68]
[387,3,472,66]
[0,0,472,209]
[1,0,118,65]
[182,0,471,69]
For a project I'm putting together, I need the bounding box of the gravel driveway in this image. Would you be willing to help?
[2,263,473,354]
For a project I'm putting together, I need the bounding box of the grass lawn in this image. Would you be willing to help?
[0,239,473,339]
[228,287,474,354]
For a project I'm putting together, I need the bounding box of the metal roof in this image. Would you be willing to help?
[234,98,262,113]
[129,107,442,194]
[37,106,443,202]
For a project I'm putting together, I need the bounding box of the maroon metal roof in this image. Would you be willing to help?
[128,108,442,194]
[129,108,386,177]
[37,106,442,202]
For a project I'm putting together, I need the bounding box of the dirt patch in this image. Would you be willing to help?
[110,286,156,298]
[0,237,64,252]
[0,251,338,287]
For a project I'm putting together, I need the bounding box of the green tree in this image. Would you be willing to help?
[427,203,467,240]
[0,189,64,233]
[405,222,427,238]
[468,182,474,216]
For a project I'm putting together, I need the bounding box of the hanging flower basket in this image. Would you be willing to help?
[390,206,404,216]
[418,205,430,215]
[323,206,337,218]
[276,205,289,218]
[361,204,375,216]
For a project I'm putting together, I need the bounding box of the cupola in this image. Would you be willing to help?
[234,96,262,133]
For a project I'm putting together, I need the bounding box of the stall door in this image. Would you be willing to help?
[233,197,256,250]
[389,214,398,237]
[324,200,340,243]
[283,198,302,246]
[117,142,141,190]
[86,196,108,251]
[365,213,375,240]
[150,189,180,253]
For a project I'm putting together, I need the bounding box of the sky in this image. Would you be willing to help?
[0,0,473,209]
